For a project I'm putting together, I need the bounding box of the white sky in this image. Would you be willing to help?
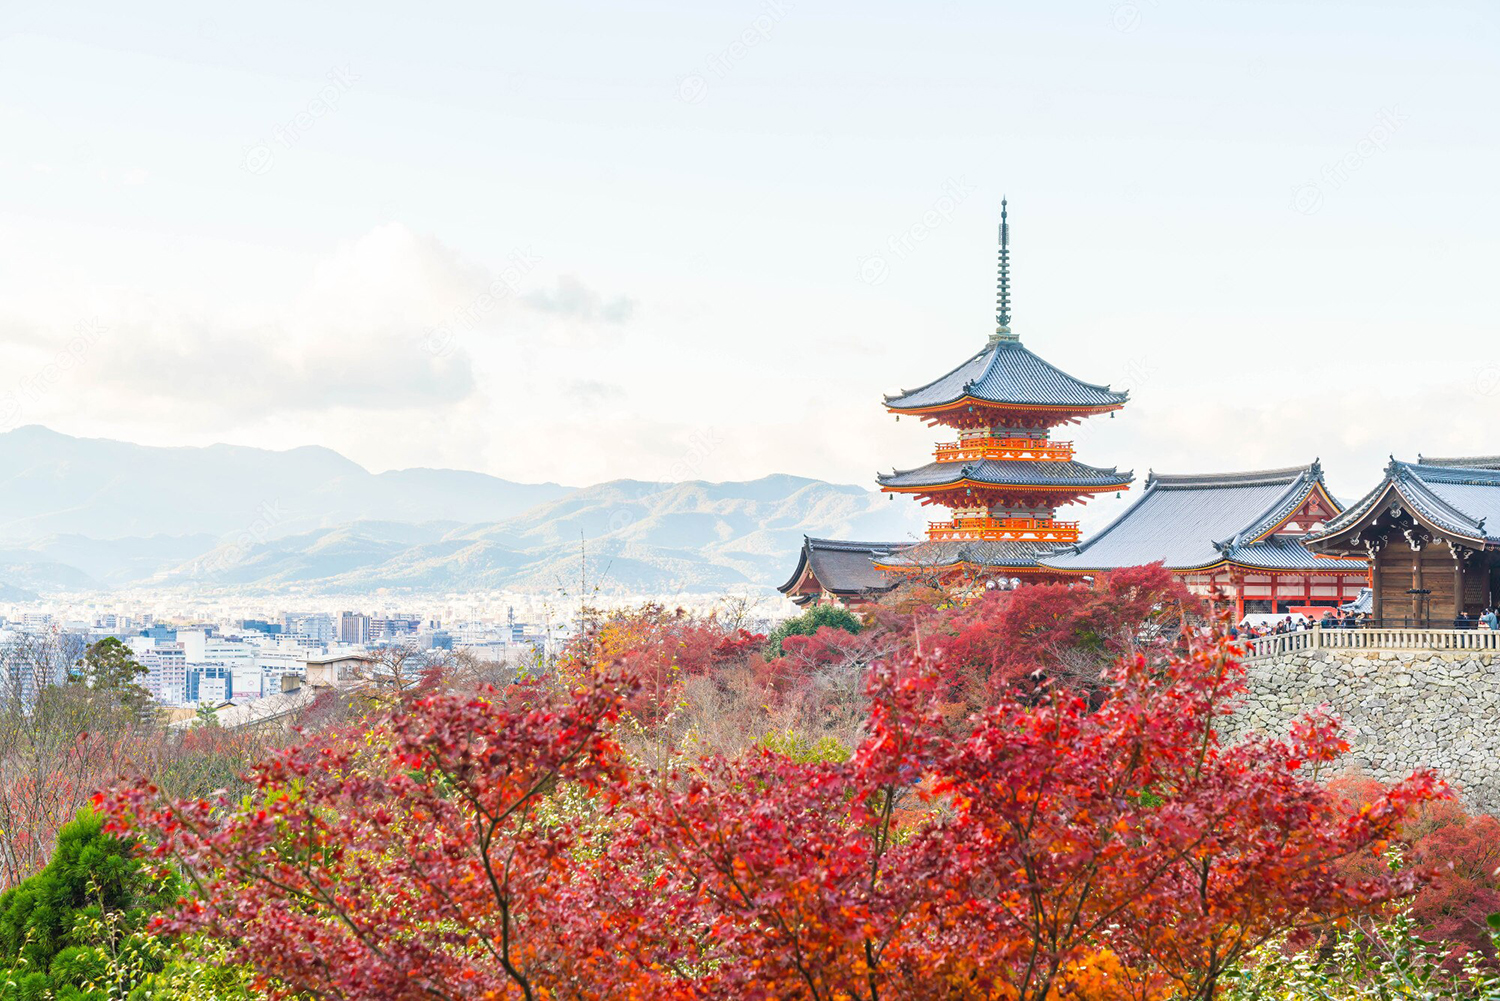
[1,1,1497,532]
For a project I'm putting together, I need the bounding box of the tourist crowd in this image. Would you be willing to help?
[1232,606,1500,638]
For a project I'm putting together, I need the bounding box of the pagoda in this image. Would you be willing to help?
[873,202,1134,582]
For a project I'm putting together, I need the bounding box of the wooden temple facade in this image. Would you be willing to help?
[1305,456,1500,626]
[1039,463,1369,618]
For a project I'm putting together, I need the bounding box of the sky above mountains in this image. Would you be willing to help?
[1,1,1498,535]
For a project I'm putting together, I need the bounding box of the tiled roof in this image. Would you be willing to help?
[1041,463,1341,572]
[1312,459,1500,546]
[874,538,1055,571]
[1415,454,1500,470]
[1220,537,1366,572]
[1341,587,1373,614]
[878,458,1132,491]
[776,537,901,596]
[884,340,1128,411]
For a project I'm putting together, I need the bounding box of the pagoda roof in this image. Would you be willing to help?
[1040,462,1364,573]
[884,339,1128,413]
[873,538,1058,571]
[1309,457,1500,549]
[776,536,901,597]
[878,457,1132,492]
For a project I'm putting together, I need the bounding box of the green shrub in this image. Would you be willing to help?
[757,730,851,764]
[764,604,861,657]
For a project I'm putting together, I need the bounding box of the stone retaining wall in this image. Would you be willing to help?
[1229,648,1500,814]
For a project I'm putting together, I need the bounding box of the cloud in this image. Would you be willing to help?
[523,275,636,325]
[0,225,651,431]
[0,224,494,426]
[565,380,626,406]
[0,223,658,482]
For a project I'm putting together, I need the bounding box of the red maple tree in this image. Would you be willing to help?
[102,610,1441,1000]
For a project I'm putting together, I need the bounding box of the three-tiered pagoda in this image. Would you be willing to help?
[872,202,1133,581]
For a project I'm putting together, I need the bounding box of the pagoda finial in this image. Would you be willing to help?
[991,198,1017,344]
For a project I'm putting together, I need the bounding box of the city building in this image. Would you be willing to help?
[186,665,232,703]
[339,611,371,645]
[284,612,335,642]
[138,642,187,703]
[371,614,420,640]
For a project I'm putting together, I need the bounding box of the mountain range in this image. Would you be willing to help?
[0,426,924,596]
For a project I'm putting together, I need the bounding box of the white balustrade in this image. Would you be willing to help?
[1243,626,1500,660]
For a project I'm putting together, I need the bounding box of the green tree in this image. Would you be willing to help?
[764,603,862,657]
[70,638,151,719]
[0,810,171,998]
[0,809,253,999]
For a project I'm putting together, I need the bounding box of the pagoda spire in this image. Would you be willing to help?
[992,198,1016,344]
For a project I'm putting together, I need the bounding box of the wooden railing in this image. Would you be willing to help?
[926,516,1081,542]
[933,438,1074,463]
[1243,626,1500,660]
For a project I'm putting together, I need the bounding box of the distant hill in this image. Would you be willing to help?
[0,426,573,541]
[0,428,925,595]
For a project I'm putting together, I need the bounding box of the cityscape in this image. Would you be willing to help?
[0,591,780,711]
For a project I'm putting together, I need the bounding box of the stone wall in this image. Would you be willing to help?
[1230,648,1500,814]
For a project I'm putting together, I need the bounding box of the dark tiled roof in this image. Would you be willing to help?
[1416,454,1500,470]
[1312,459,1500,546]
[884,340,1128,411]
[1041,463,1344,572]
[776,537,901,596]
[1220,537,1366,572]
[874,538,1055,570]
[1341,587,1373,614]
[878,458,1133,491]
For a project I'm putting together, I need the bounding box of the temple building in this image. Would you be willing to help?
[872,201,1133,581]
[1304,456,1500,626]
[778,537,899,606]
[1039,463,1369,618]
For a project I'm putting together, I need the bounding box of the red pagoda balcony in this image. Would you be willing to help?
[926,517,1081,543]
[933,437,1074,463]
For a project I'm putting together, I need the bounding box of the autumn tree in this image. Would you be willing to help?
[932,562,1201,695]
[0,634,157,890]
[103,616,1441,1000]
[102,672,647,1000]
